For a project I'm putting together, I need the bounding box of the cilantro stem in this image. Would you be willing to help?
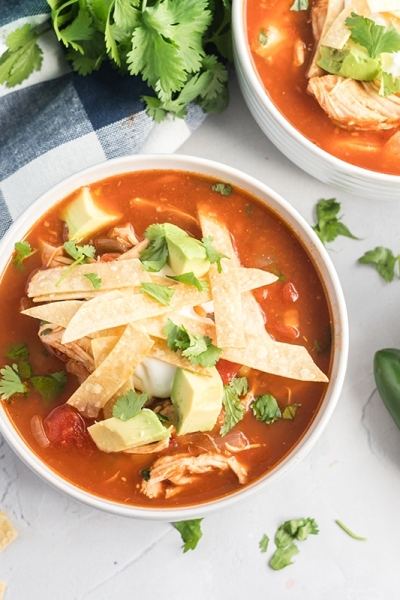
[335,520,367,541]
[55,256,85,288]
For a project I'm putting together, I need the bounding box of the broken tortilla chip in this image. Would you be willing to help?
[67,324,154,417]
[0,511,17,552]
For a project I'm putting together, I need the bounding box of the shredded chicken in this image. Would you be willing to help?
[141,452,248,498]
[38,323,95,372]
[108,223,139,247]
[116,238,149,261]
[41,241,74,268]
[307,75,400,130]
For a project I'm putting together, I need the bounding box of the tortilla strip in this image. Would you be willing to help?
[0,511,18,552]
[320,0,370,49]
[199,211,246,348]
[22,300,83,328]
[67,324,154,418]
[27,258,151,298]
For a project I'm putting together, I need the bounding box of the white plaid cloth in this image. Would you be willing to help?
[0,0,206,238]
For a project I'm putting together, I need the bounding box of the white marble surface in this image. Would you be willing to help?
[2,76,400,600]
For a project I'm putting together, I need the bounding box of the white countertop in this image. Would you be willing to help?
[2,76,400,600]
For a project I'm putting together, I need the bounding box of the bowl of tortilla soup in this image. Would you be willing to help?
[233,0,400,200]
[0,154,348,520]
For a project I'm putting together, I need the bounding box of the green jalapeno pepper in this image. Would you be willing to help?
[374,348,400,430]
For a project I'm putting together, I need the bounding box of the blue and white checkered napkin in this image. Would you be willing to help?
[0,1,206,239]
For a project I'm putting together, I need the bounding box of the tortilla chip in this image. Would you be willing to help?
[27,258,151,299]
[222,333,328,382]
[22,300,83,328]
[321,0,369,49]
[67,324,154,417]
[198,211,246,348]
[0,511,17,552]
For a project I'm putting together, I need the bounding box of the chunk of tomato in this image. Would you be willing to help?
[282,281,299,303]
[44,404,93,451]
[216,359,242,385]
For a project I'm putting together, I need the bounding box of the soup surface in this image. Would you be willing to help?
[0,170,332,508]
[246,0,400,175]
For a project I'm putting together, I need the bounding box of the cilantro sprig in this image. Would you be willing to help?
[346,13,400,60]
[358,246,400,282]
[167,272,209,291]
[269,518,319,570]
[0,0,232,121]
[173,519,204,552]
[140,282,176,305]
[55,241,96,287]
[312,198,359,245]
[165,319,222,368]
[112,389,148,421]
[201,236,229,273]
[12,241,37,271]
[251,394,300,425]
[219,376,248,436]
[0,364,28,400]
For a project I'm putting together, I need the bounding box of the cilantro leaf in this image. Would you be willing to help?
[140,224,169,272]
[212,182,232,196]
[55,241,96,287]
[282,403,301,420]
[201,236,229,273]
[220,376,248,436]
[346,13,400,59]
[30,371,67,402]
[269,543,300,570]
[84,273,102,289]
[0,364,28,400]
[167,272,209,291]
[251,394,281,424]
[358,246,400,282]
[0,23,44,88]
[112,389,147,421]
[290,0,309,10]
[5,343,29,361]
[312,198,359,245]
[140,282,175,305]
[380,70,400,96]
[259,534,270,553]
[53,6,95,53]
[164,319,222,367]
[335,519,367,541]
[12,241,37,271]
[173,518,203,552]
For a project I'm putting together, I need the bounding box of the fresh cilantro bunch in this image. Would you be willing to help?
[0,0,232,121]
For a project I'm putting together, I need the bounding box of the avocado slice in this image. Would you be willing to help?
[62,187,119,242]
[87,408,172,453]
[171,367,223,435]
[166,235,210,277]
[318,42,381,81]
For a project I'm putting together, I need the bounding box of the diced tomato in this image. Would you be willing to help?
[273,323,299,340]
[282,282,299,303]
[216,359,242,385]
[44,404,93,451]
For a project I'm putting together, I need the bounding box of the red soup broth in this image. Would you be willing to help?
[246,0,400,175]
[0,170,333,508]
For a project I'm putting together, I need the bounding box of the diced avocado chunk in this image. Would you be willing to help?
[166,235,210,277]
[87,408,171,453]
[171,367,223,435]
[318,42,381,81]
[62,187,119,242]
[162,223,187,237]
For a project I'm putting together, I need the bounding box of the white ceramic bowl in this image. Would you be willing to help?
[232,0,400,200]
[0,154,348,520]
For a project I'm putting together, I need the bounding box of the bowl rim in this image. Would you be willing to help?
[231,0,400,185]
[0,153,349,520]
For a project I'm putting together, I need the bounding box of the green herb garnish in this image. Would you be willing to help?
[219,376,248,436]
[251,393,281,424]
[0,24,45,87]
[112,389,148,421]
[165,319,222,368]
[259,534,270,553]
[312,198,359,245]
[212,182,232,196]
[346,13,400,59]
[84,273,102,289]
[12,241,37,271]
[30,371,67,402]
[335,519,367,541]
[5,343,29,361]
[282,403,301,420]
[173,519,204,552]
[269,518,319,570]
[358,246,400,282]
[201,236,229,273]
[139,224,169,272]
[140,282,176,306]
[55,241,96,287]
[0,364,28,400]
[141,468,151,482]
[167,272,209,291]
